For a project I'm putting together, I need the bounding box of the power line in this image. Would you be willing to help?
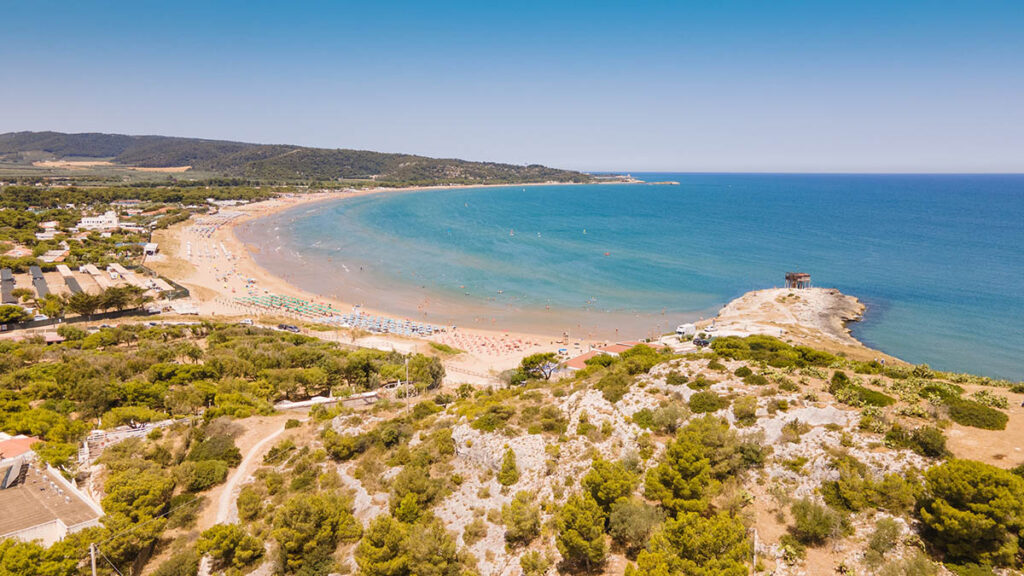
[97,495,203,547]
[81,494,205,567]
[95,545,125,576]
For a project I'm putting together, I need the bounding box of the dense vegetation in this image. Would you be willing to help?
[0,131,593,185]
[0,328,1020,576]
[0,323,443,469]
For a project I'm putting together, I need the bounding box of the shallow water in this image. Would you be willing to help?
[238,173,1024,380]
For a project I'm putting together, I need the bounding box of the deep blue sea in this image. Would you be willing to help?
[239,173,1024,380]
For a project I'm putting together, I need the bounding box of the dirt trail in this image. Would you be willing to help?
[216,419,302,523]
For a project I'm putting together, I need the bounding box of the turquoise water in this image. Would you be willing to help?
[239,174,1024,380]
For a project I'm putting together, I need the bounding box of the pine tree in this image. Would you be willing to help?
[498,446,520,486]
[556,493,607,572]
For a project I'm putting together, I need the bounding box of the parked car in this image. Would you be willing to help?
[277,323,300,333]
[33,314,49,321]
[239,319,254,326]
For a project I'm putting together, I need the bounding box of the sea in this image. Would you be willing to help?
[236,173,1024,381]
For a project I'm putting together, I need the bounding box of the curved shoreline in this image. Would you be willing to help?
[152,184,896,367]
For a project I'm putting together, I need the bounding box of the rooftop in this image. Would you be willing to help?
[0,467,100,539]
[0,436,40,460]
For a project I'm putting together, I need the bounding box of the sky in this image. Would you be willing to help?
[2,1,1023,172]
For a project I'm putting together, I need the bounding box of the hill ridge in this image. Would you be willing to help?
[0,130,592,184]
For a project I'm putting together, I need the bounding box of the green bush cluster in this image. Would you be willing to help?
[918,460,1024,566]
[689,391,729,413]
[885,424,949,458]
[711,335,837,368]
[829,371,896,407]
[820,454,922,514]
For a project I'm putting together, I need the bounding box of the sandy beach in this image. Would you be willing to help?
[149,184,897,377]
[150,184,600,378]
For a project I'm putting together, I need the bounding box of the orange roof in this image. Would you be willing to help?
[0,436,41,460]
[565,351,601,371]
[597,341,646,355]
[565,341,650,370]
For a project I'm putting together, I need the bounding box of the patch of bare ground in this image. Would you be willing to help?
[945,384,1024,467]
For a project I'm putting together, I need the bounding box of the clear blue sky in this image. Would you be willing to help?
[2,1,1022,172]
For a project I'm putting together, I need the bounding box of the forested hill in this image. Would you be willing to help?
[0,131,593,184]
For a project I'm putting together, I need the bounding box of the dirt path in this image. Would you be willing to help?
[195,415,294,530]
[216,420,299,524]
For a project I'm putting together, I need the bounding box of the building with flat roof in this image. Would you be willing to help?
[0,465,103,546]
[77,211,119,231]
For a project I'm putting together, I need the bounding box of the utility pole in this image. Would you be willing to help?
[90,543,97,576]
[404,356,410,412]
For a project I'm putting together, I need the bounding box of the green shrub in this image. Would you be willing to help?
[630,511,749,575]
[711,335,836,367]
[187,434,241,467]
[323,430,365,461]
[632,409,654,429]
[1012,464,1024,478]
[885,424,947,458]
[688,391,729,413]
[284,418,301,429]
[830,370,851,390]
[596,372,632,403]
[263,438,297,464]
[665,371,688,386]
[555,493,607,572]
[733,366,753,378]
[854,385,897,407]
[944,563,997,576]
[649,403,688,434]
[619,345,665,375]
[789,498,850,545]
[520,550,552,576]
[947,399,1008,430]
[743,374,770,386]
[608,498,664,555]
[731,396,758,426]
[780,419,810,443]
[502,491,541,547]
[583,458,638,513]
[706,359,726,371]
[918,459,1024,566]
[969,390,1008,409]
[911,426,948,457]
[778,379,799,392]
[498,447,520,486]
[176,460,229,492]
[197,524,263,569]
[864,517,902,567]
[237,485,263,521]
[472,404,516,432]
[463,517,488,547]
[687,374,712,390]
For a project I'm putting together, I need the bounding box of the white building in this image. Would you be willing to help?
[77,211,119,231]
